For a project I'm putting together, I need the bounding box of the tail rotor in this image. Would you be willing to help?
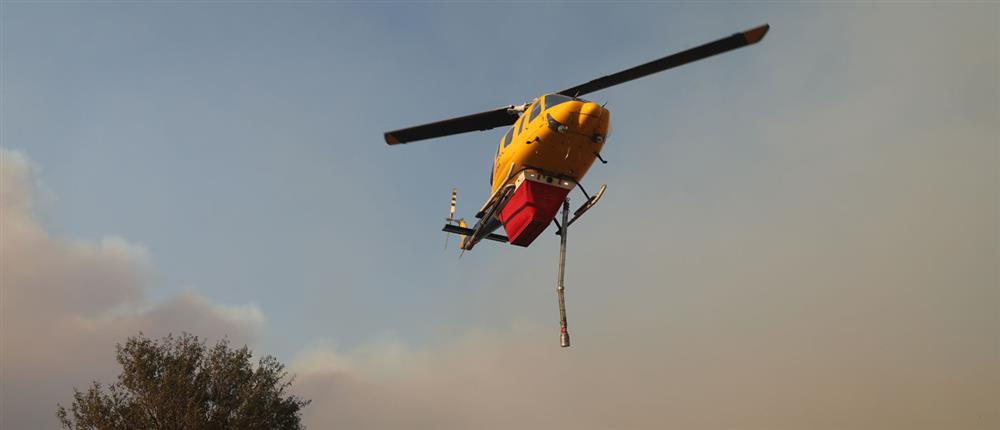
[444,188,466,250]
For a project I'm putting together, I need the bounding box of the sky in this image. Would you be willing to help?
[2,2,998,429]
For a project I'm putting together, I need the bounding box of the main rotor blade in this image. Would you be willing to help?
[557,24,769,98]
[384,106,519,145]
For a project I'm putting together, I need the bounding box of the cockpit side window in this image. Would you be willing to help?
[528,100,542,124]
[502,127,513,148]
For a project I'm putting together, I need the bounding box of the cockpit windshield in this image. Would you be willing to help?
[543,94,574,110]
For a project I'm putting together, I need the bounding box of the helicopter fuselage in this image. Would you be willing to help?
[491,94,610,194]
[461,94,610,248]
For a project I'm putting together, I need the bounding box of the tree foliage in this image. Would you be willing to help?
[57,333,310,429]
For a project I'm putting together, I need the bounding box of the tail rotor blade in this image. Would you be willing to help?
[449,188,458,220]
[445,187,459,250]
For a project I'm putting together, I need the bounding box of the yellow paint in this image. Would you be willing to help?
[457,218,468,249]
[491,95,610,193]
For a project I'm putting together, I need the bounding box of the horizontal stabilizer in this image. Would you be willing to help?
[442,224,508,243]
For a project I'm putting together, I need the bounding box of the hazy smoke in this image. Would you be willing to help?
[290,7,999,429]
[0,149,266,429]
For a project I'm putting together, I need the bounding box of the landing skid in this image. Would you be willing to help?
[568,184,606,228]
[553,183,606,235]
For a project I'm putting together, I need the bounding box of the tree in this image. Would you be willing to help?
[56,333,310,429]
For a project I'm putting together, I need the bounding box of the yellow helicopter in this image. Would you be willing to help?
[384,24,769,346]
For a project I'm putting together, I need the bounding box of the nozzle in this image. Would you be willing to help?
[560,328,570,348]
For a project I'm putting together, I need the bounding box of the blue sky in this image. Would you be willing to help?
[3,2,998,429]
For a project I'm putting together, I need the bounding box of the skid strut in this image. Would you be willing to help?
[556,198,571,347]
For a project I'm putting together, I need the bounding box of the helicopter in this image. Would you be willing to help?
[384,24,769,346]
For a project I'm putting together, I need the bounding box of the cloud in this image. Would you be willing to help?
[0,149,266,429]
